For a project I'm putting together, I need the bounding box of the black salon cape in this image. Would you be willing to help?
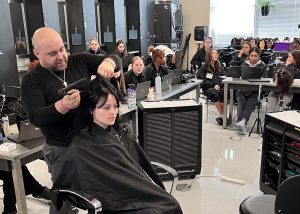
[54,123,182,213]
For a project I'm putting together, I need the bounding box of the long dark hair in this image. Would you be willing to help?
[276,68,292,95]
[84,74,120,130]
[205,48,221,75]
[291,50,300,69]
[114,40,128,58]
[248,47,261,56]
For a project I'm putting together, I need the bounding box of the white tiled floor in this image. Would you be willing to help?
[0,102,266,214]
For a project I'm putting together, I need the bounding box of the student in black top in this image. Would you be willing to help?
[287,50,300,110]
[197,48,226,126]
[190,37,213,70]
[144,45,176,69]
[53,74,182,214]
[144,49,169,87]
[86,37,107,55]
[124,56,147,89]
[0,166,50,214]
[112,40,129,72]
[232,41,251,62]
[280,40,300,63]
[20,27,121,213]
[266,39,273,50]
[112,39,128,58]
[235,47,265,135]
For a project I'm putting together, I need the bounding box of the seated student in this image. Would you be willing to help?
[86,38,107,55]
[190,37,213,70]
[197,48,226,126]
[267,68,293,112]
[266,39,274,50]
[231,37,241,50]
[124,56,147,89]
[144,45,176,69]
[259,39,266,51]
[0,166,50,214]
[144,49,169,87]
[112,40,129,72]
[53,74,183,214]
[287,50,300,110]
[291,50,300,78]
[283,37,291,43]
[249,38,258,48]
[232,41,251,62]
[235,47,265,135]
[279,40,300,63]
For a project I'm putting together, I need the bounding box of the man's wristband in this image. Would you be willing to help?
[60,100,69,111]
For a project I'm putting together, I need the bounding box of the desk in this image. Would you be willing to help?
[119,80,202,140]
[145,79,202,101]
[0,139,44,214]
[222,78,300,128]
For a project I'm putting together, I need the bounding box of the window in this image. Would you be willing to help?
[210,0,255,48]
[210,0,300,47]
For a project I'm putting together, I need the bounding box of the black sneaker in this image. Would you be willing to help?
[216,117,223,126]
[33,186,51,200]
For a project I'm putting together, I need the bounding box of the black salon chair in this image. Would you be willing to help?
[55,161,178,214]
[239,174,300,214]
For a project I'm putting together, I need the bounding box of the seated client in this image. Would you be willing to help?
[53,74,182,214]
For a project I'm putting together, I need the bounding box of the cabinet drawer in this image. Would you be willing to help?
[285,131,300,142]
[266,124,284,135]
[285,143,300,155]
[286,152,300,165]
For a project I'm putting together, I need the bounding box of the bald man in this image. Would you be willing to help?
[21,27,121,213]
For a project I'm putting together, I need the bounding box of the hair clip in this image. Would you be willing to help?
[277,69,285,78]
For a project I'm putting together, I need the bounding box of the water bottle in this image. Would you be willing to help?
[127,84,136,109]
[155,73,162,93]
[2,116,10,137]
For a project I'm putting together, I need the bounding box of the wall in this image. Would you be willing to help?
[181,0,210,70]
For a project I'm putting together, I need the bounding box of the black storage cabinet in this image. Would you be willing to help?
[138,100,202,179]
[260,111,300,194]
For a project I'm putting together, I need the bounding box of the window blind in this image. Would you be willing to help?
[254,0,300,41]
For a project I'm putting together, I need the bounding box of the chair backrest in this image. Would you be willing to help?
[275,175,300,213]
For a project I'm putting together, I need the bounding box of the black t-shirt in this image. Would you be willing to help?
[144,63,169,87]
[21,53,120,147]
[124,69,147,89]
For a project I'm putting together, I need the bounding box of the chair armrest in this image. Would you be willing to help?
[57,189,102,213]
[151,161,178,194]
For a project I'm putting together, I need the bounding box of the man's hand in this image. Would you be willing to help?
[55,89,81,114]
[98,58,115,79]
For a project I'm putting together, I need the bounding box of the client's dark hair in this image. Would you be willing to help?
[276,68,292,95]
[83,74,120,129]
